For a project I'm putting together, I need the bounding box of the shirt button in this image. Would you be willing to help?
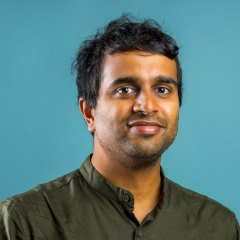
[122,194,130,202]
[137,230,143,237]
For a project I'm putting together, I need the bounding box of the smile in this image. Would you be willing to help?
[128,121,162,135]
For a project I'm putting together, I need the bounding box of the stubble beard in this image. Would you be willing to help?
[95,113,179,171]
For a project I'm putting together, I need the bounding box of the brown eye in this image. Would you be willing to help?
[117,87,135,94]
[156,87,169,94]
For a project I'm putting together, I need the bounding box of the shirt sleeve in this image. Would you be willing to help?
[232,214,240,240]
[0,199,26,240]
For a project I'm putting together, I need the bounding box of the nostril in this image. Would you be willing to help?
[133,90,159,114]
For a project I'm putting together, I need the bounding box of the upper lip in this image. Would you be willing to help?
[128,121,161,127]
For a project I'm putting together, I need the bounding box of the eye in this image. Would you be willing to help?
[117,87,135,94]
[155,87,170,94]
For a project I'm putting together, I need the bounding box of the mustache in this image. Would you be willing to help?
[123,112,168,128]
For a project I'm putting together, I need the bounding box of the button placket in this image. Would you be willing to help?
[137,230,143,237]
[122,194,130,202]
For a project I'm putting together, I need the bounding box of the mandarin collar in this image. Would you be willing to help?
[79,155,168,212]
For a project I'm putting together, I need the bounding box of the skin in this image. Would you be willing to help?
[80,51,179,223]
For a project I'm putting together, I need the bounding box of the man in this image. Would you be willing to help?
[0,15,239,239]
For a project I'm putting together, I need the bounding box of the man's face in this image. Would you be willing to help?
[88,51,179,169]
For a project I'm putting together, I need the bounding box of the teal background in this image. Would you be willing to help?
[1,1,239,221]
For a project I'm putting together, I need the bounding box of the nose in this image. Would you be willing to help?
[133,89,158,115]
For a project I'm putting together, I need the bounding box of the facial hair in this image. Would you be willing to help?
[95,111,179,171]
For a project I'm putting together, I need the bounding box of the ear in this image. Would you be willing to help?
[79,98,95,133]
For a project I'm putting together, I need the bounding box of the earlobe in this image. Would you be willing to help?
[79,98,95,132]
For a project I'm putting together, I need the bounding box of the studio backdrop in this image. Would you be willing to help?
[0,0,239,221]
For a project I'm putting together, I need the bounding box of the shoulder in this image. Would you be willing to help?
[0,169,83,239]
[166,177,232,211]
[0,168,82,217]
[164,178,239,235]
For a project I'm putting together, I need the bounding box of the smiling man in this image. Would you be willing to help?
[0,15,239,239]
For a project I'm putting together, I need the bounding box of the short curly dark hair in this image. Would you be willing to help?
[73,14,182,107]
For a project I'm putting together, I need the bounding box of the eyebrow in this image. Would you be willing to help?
[108,76,178,88]
[108,77,139,88]
[153,76,178,87]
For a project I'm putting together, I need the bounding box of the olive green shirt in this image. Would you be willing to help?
[0,156,239,239]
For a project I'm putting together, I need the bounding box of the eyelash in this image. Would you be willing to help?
[116,87,170,95]
[155,87,170,94]
[116,87,136,94]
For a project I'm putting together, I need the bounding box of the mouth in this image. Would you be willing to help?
[128,121,163,135]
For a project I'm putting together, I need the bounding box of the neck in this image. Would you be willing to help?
[91,149,162,224]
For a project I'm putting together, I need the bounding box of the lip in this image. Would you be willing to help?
[128,121,162,135]
[128,121,161,127]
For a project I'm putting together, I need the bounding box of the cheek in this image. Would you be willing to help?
[94,103,118,130]
[161,101,179,122]
[95,99,135,130]
[107,100,132,118]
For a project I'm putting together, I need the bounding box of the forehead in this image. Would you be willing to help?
[101,51,177,84]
